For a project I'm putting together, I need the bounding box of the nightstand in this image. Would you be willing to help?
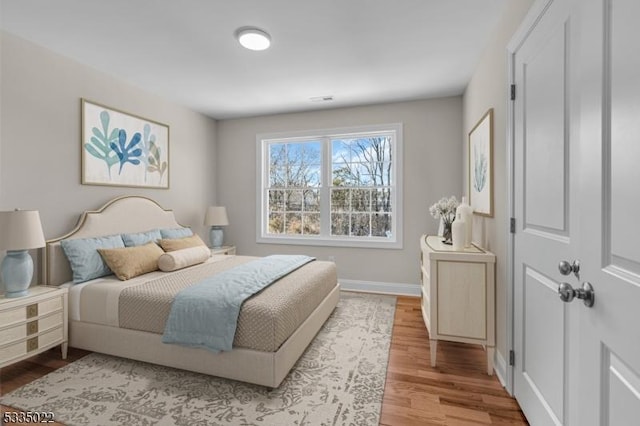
[0,286,68,368]
[211,245,236,256]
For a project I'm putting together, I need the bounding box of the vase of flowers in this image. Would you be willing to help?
[429,196,459,245]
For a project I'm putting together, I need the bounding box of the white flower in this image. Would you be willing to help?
[429,196,459,224]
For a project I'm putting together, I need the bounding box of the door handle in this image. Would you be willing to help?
[558,282,595,307]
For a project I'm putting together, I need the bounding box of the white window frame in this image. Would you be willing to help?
[256,123,403,249]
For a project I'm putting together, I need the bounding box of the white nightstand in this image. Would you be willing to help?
[211,245,236,256]
[0,286,68,368]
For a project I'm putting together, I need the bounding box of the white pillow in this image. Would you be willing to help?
[158,246,211,272]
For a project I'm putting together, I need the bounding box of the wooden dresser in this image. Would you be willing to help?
[0,286,68,368]
[420,235,496,375]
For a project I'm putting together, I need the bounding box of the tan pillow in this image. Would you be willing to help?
[158,246,211,272]
[158,234,207,252]
[98,242,164,280]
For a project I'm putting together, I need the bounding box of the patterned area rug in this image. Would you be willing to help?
[2,292,396,426]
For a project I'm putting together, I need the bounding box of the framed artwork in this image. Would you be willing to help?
[81,99,169,189]
[468,108,493,217]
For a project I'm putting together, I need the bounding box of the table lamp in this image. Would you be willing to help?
[0,209,46,298]
[204,206,229,248]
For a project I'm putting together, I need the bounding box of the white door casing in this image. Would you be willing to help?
[512,0,578,423]
[511,0,640,424]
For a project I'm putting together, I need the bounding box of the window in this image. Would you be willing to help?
[257,124,402,248]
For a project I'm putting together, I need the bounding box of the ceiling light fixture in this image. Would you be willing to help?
[236,27,271,51]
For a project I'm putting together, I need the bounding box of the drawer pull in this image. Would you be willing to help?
[27,321,39,335]
[27,337,38,352]
[26,304,38,318]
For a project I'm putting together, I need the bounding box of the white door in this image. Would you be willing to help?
[574,0,640,423]
[512,0,578,424]
[513,0,640,424]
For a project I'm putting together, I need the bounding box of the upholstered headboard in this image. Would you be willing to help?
[45,196,183,286]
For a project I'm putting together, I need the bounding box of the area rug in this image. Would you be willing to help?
[1,292,396,426]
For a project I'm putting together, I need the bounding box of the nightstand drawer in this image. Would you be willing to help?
[0,312,63,345]
[0,295,63,328]
[0,326,63,365]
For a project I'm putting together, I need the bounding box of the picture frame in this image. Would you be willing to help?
[468,108,493,217]
[81,99,170,189]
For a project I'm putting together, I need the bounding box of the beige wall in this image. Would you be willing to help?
[0,32,217,285]
[217,97,463,285]
[462,0,534,367]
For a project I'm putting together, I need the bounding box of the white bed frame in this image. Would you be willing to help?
[44,196,340,388]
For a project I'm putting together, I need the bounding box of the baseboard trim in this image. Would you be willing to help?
[339,279,421,297]
[494,350,508,389]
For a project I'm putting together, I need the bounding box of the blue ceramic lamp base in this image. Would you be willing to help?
[1,250,34,298]
[209,226,225,248]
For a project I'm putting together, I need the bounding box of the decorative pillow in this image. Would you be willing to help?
[158,234,207,252]
[61,234,125,283]
[158,246,211,272]
[159,227,193,239]
[121,229,162,247]
[97,242,164,281]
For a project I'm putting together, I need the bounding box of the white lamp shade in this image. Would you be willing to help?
[204,206,229,227]
[0,210,46,251]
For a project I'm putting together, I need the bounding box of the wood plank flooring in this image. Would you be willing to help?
[1,296,527,425]
[380,296,528,425]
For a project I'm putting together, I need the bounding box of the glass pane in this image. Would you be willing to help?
[269,166,286,187]
[287,141,321,164]
[305,165,321,187]
[302,213,320,235]
[268,189,284,212]
[331,139,351,163]
[350,213,370,236]
[303,190,320,212]
[372,188,392,212]
[372,162,393,186]
[285,190,303,211]
[331,189,350,212]
[331,213,349,236]
[268,213,284,234]
[285,213,302,234]
[351,189,371,212]
[372,214,392,237]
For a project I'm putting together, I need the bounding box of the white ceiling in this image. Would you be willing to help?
[1,0,507,119]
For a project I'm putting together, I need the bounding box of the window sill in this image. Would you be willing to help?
[256,235,403,249]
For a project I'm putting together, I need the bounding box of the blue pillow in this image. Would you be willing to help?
[60,234,125,283]
[122,229,162,247]
[159,227,193,239]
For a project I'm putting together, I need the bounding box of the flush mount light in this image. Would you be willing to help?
[235,27,271,51]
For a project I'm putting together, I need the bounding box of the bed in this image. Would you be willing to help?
[43,196,340,388]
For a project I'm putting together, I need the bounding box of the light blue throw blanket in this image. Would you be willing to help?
[162,255,315,352]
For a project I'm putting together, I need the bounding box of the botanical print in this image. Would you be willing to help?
[1,293,395,426]
[473,141,487,193]
[82,99,169,188]
[469,109,493,217]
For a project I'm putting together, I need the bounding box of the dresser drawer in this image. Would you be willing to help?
[0,312,63,345]
[0,326,64,366]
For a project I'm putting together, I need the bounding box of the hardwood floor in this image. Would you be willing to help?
[1,296,527,425]
[380,296,528,425]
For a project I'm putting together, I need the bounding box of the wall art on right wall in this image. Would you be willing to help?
[468,108,493,217]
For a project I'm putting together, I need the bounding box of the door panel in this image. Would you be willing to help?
[513,0,575,424]
[610,0,640,274]
[576,0,640,424]
[524,21,568,234]
[523,267,564,423]
[605,350,640,424]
